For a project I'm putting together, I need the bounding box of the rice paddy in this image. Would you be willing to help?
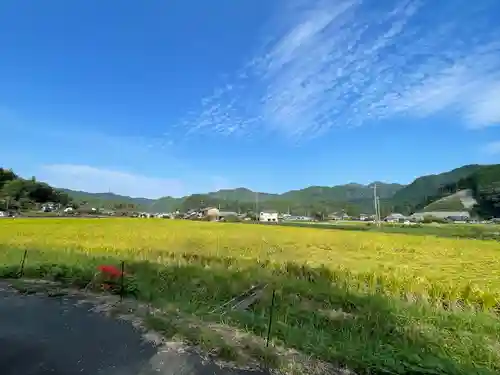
[1,218,500,374]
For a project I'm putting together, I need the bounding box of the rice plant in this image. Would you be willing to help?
[1,218,500,374]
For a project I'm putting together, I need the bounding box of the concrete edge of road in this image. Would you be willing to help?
[0,279,274,375]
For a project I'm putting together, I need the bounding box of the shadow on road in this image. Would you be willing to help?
[0,283,268,375]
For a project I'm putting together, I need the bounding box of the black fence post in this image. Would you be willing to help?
[266,288,276,348]
[120,261,125,302]
[18,250,28,278]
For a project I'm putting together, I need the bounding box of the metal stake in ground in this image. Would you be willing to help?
[266,288,276,348]
[18,249,28,278]
[120,261,125,302]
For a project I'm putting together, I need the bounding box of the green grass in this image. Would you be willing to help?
[2,249,500,374]
[2,219,500,374]
[422,195,468,212]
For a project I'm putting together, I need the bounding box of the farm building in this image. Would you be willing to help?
[201,207,220,221]
[217,211,239,221]
[411,211,471,221]
[259,210,278,222]
[384,213,407,223]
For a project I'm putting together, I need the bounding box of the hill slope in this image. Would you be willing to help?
[55,163,499,217]
[280,182,402,203]
[461,165,500,218]
[61,182,404,214]
[412,164,500,218]
[391,164,484,209]
[421,189,476,213]
[58,189,157,211]
[207,188,279,202]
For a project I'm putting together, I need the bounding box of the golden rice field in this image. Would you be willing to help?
[2,218,500,374]
[1,218,500,296]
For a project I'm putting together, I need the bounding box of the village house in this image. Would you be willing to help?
[384,213,407,223]
[259,210,279,222]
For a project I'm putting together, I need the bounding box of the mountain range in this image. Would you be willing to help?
[60,164,500,217]
[61,182,405,214]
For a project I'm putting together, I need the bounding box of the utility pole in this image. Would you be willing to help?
[373,184,380,227]
[255,192,259,222]
[377,196,381,226]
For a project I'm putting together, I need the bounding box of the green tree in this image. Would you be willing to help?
[312,211,325,221]
[1,179,25,201]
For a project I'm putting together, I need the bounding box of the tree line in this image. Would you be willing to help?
[0,168,71,211]
[0,168,141,214]
[3,164,497,218]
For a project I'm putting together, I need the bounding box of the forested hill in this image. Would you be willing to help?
[56,164,500,216]
[0,168,71,210]
[3,163,498,218]
[390,164,485,209]
[60,182,405,215]
[410,165,500,218]
[58,189,156,208]
[471,165,500,217]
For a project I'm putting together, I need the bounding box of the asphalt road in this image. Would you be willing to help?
[0,284,269,375]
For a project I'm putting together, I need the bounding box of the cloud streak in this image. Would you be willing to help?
[39,164,185,199]
[37,164,236,199]
[0,110,237,198]
[181,0,500,140]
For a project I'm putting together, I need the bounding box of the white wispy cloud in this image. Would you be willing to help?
[1,110,236,198]
[39,164,185,199]
[38,165,235,198]
[181,0,500,140]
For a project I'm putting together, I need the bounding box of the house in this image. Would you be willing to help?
[327,213,341,221]
[200,207,219,221]
[446,215,470,223]
[259,210,279,222]
[41,202,58,212]
[217,211,239,221]
[183,209,201,219]
[411,211,471,222]
[290,215,314,221]
[384,213,407,223]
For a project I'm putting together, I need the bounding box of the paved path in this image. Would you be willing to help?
[0,285,269,375]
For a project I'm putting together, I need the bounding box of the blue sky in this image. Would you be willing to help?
[1,0,499,198]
